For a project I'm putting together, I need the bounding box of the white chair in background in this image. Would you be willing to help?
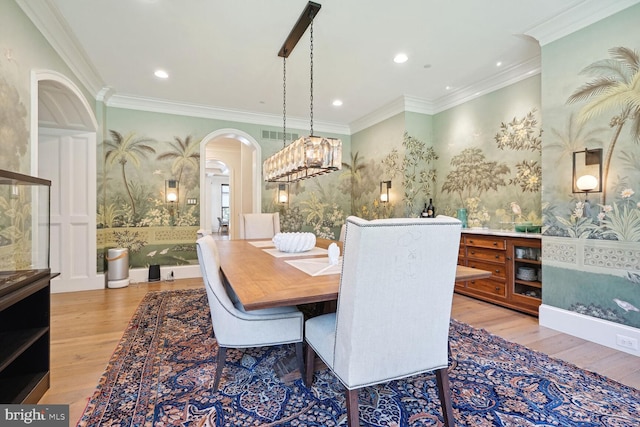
[304,216,462,427]
[242,212,280,239]
[196,235,304,390]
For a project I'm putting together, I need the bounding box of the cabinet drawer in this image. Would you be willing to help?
[467,278,506,297]
[466,247,506,263]
[467,259,506,278]
[465,236,506,250]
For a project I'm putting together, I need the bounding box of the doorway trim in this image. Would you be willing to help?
[31,69,102,293]
[199,128,262,236]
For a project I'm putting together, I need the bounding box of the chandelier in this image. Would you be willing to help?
[263,1,342,183]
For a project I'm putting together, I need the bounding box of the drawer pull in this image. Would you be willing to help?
[494,269,500,273]
[495,255,500,259]
[495,286,501,291]
[493,242,497,246]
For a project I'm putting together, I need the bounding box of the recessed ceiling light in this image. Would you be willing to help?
[393,53,408,64]
[496,61,502,67]
[445,86,451,90]
[154,69,169,79]
[332,99,343,107]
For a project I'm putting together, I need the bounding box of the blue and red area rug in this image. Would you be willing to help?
[78,289,639,426]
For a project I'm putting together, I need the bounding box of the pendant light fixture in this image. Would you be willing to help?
[263,1,342,183]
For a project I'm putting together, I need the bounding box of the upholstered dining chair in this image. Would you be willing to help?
[304,216,462,427]
[242,212,280,239]
[196,235,304,390]
[217,217,229,233]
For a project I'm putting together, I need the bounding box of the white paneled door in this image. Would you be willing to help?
[39,130,101,293]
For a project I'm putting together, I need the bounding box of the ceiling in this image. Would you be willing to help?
[17,0,639,134]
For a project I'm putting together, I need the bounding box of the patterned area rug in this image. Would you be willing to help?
[78,289,640,426]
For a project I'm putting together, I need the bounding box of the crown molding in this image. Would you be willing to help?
[431,56,541,114]
[349,56,541,133]
[16,0,104,96]
[525,0,640,46]
[107,94,351,136]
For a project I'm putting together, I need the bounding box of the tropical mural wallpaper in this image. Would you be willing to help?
[541,14,640,330]
[98,129,201,270]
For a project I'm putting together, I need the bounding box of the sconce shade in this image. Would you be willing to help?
[165,179,179,203]
[380,180,391,203]
[572,148,602,193]
[278,184,289,204]
[576,174,598,192]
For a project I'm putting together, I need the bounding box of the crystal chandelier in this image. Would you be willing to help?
[263,1,342,183]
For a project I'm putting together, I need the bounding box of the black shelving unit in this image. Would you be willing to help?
[0,271,51,403]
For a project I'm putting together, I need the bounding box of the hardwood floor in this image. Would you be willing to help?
[39,279,640,425]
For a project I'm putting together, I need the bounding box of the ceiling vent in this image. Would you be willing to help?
[262,130,299,142]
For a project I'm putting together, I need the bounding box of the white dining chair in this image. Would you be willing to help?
[304,215,462,427]
[196,235,304,390]
[242,212,280,239]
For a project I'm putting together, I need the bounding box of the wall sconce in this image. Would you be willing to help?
[380,180,391,203]
[278,183,289,204]
[165,179,179,217]
[572,148,603,197]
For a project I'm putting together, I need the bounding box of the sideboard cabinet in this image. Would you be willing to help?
[457,231,541,316]
[0,170,51,403]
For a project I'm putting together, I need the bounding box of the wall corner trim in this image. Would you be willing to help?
[539,304,640,357]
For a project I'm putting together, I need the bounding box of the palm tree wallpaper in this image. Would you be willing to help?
[99,130,201,270]
[541,36,640,328]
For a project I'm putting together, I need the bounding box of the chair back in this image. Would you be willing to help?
[242,212,280,239]
[196,235,240,345]
[333,216,461,389]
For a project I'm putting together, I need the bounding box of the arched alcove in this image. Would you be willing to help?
[199,129,261,239]
[32,70,102,292]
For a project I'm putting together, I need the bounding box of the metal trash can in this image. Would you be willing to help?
[107,248,130,288]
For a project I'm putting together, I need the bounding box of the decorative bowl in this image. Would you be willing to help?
[272,232,316,253]
[514,223,541,233]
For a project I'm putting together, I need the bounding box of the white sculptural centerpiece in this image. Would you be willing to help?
[272,232,316,253]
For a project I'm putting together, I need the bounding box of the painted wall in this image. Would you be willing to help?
[99,106,351,268]
[0,0,90,174]
[541,4,640,330]
[434,76,542,228]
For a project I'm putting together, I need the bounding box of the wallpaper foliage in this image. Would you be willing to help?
[541,2,640,330]
[99,129,201,269]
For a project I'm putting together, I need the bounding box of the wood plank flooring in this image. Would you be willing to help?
[39,279,640,425]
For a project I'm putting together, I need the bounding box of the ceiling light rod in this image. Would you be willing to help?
[278,1,321,58]
[264,1,342,183]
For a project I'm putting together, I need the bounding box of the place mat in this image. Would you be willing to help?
[248,240,275,248]
[285,257,342,276]
[263,247,328,258]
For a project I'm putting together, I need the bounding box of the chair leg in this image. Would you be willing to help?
[304,342,315,387]
[213,346,227,390]
[345,388,360,427]
[435,367,455,427]
[295,342,305,380]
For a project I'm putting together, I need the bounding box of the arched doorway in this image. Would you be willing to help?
[33,70,102,293]
[199,129,261,239]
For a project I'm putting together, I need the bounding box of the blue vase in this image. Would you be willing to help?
[457,208,468,228]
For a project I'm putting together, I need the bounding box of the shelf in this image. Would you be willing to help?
[0,328,49,372]
[515,258,541,265]
[0,372,49,404]
[514,279,541,288]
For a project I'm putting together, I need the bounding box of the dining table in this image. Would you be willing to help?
[216,238,492,311]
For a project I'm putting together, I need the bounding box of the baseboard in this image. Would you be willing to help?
[129,264,202,284]
[51,274,106,293]
[539,304,640,357]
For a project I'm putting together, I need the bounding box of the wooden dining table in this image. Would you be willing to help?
[216,239,492,311]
